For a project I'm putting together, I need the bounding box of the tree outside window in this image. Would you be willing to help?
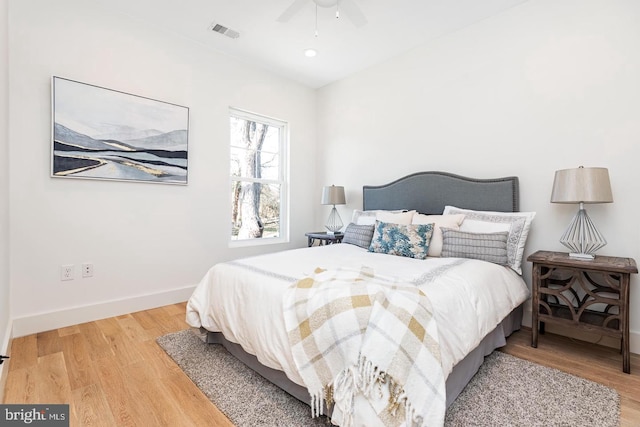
[230,108,288,243]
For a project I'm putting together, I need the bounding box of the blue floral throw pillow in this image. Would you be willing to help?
[368,221,434,259]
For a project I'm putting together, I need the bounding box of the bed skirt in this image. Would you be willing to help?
[204,303,524,409]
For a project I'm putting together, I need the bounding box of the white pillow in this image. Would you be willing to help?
[442,206,535,275]
[351,209,415,226]
[376,210,415,225]
[352,209,385,225]
[412,213,466,257]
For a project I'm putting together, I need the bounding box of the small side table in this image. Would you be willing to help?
[305,232,344,247]
[528,250,637,373]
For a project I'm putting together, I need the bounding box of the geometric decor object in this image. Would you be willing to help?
[557,207,607,259]
[321,185,346,233]
[550,166,613,259]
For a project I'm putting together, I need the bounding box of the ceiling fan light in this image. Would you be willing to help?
[304,48,318,57]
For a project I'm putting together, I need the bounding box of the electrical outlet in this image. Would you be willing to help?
[82,263,94,278]
[60,264,74,281]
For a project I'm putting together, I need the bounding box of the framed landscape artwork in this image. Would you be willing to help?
[51,76,189,184]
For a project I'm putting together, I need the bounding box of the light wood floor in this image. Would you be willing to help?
[3,302,232,427]
[3,303,640,426]
[501,327,640,426]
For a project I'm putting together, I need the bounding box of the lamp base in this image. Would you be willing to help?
[559,206,606,259]
[325,205,344,234]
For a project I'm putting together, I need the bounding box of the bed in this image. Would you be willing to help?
[186,171,532,426]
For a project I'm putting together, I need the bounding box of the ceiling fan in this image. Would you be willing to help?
[277,0,368,28]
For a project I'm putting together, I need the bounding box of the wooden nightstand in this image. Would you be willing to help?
[528,250,637,373]
[305,232,344,247]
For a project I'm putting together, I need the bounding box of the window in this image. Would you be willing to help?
[230,108,288,244]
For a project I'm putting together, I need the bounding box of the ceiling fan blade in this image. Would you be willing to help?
[276,0,309,23]
[340,0,367,27]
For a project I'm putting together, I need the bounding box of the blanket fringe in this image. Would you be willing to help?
[357,354,386,400]
[391,381,425,426]
[332,366,357,426]
[310,355,424,427]
[310,392,324,418]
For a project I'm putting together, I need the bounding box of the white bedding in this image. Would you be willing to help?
[186,244,530,392]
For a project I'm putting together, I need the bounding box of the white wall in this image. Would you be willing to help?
[317,0,640,352]
[8,0,317,335]
[0,0,11,394]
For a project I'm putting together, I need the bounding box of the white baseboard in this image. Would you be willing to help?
[0,318,13,403]
[522,307,640,355]
[11,285,196,338]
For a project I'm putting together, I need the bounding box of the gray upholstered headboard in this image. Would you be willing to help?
[363,171,519,214]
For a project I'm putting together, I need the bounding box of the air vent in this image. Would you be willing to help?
[209,22,240,39]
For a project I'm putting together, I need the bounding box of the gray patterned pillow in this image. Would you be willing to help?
[368,221,433,260]
[342,223,375,249]
[442,205,535,274]
[440,228,509,265]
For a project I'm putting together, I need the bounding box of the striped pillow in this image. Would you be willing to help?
[440,228,509,265]
[342,223,375,249]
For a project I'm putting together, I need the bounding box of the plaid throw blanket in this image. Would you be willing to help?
[283,267,446,427]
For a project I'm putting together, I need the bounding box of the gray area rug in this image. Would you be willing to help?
[157,330,620,427]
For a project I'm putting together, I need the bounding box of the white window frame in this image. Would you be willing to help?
[229,107,289,247]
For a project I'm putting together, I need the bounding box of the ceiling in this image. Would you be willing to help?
[97,0,528,89]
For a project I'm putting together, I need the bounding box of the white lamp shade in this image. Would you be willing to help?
[321,185,346,205]
[550,167,613,204]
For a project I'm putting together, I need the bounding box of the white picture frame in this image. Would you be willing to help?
[51,76,189,185]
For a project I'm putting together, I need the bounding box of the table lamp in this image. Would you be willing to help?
[321,185,346,234]
[550,166,613,260]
